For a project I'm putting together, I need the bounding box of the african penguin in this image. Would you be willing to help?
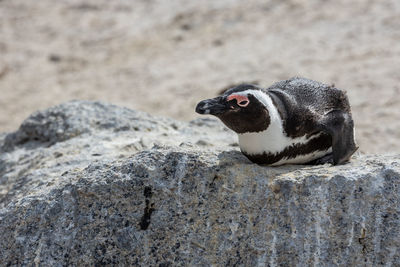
[195,77,358,166]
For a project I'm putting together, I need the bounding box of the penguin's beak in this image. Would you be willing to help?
[195,96,228,115]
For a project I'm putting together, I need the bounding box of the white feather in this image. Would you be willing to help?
[269,148,332,166]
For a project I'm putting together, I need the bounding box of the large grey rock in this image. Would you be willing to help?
[0,101,399,266]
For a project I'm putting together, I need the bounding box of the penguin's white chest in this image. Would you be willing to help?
[238,128,308,155]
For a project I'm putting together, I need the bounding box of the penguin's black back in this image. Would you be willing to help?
[265,77,352,138]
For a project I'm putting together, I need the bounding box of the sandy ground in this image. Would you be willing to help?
[0,0,399,154]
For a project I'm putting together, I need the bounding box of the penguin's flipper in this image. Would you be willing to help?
[317,110,358,165]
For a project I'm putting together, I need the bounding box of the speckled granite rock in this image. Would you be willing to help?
[0,101,399,266]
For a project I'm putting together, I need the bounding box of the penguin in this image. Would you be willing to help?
[195,77,358,166]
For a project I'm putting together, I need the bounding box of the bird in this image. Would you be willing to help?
[195,77,358,166]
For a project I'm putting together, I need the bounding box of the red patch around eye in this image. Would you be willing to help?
[227,94,249,107]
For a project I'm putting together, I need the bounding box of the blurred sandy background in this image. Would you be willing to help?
[0,0,399,154]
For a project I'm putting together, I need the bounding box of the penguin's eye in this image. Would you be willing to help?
[227,94,250,108]
[238,100,249,107]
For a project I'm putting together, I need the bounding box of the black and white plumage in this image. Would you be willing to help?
[195,77,358,166]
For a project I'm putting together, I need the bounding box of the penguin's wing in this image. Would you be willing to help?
[317,110,358,165]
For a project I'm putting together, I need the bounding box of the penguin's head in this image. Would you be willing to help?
[195,84,270,134]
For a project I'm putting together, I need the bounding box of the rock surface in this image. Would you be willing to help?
[0,101,399,266]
